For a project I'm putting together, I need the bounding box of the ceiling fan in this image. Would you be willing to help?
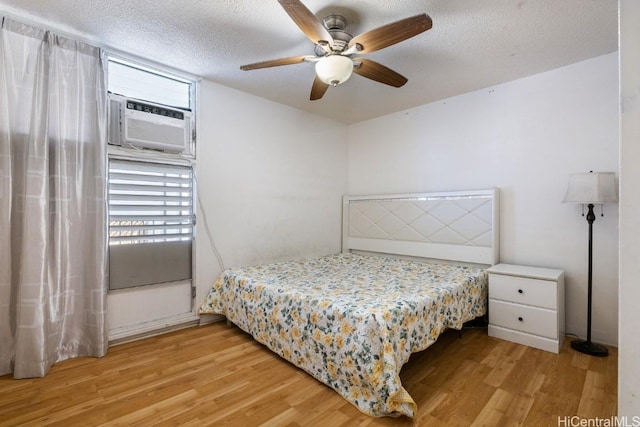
[240,0,433,100]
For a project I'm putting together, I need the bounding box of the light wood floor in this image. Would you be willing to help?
[0,322,617,426]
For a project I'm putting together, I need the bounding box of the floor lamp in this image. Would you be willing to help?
[563,171,617,357]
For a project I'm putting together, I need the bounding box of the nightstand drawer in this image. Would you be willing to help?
[489,299,558,340]
[489,273,557,309]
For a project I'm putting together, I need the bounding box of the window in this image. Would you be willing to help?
[108,159,194,290]
[106,56,196,291]
[108,58,192,110]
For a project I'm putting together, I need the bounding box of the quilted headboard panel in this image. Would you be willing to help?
[342,188,499,265]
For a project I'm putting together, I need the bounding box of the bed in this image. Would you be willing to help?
[198,189,499,417]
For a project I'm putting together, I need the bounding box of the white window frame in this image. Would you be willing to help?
[106,54,198,291]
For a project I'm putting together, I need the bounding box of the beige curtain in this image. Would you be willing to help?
[0,18,108,378]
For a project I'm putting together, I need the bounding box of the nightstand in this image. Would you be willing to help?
[487,263,565,353]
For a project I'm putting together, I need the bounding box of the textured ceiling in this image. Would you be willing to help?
[0,0,618,124]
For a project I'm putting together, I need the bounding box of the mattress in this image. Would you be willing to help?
[198,253,488,417]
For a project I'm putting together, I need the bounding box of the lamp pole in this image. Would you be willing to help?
[586,203,594,344]
[570,203,608,356]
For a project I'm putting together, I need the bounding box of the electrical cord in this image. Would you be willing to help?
[194,174,226,273]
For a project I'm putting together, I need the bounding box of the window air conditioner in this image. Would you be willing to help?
[108,95,192,154]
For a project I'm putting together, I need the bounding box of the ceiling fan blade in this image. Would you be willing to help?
[348,14,432,54]
[240,55,311,71]
[310,76,330,100]
[278,0,334,46]
[353,59,408,87]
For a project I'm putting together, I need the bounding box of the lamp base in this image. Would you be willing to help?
[571,339,608,357]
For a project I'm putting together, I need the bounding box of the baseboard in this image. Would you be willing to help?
[109,312,200,346]
[198,313,225,325]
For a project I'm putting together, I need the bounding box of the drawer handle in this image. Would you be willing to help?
[518,316,524,322]
[518,289,524,294]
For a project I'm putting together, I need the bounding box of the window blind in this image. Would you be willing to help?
[107,58,192,110]
[108,160,193,245]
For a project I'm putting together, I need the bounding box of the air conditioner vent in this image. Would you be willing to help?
[125,100,185,120]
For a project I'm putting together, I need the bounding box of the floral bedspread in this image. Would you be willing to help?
[198,253,487,417]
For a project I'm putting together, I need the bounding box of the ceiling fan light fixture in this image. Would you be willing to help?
[239,1,433,101]
[315,55,353,86]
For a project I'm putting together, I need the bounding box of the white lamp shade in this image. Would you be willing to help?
[563,171,618,204]
[315,55,353,86]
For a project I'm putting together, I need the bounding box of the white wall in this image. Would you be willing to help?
[195,80,348,309]
[348,53,620,345]
[618,0,640,415]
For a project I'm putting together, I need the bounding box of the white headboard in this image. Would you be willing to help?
[342,188,499,266]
